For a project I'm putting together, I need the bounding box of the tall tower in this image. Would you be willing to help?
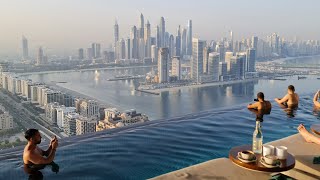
[158,48,169,83]
[172,56,181,80]
[114,20,119,45]
[144,20,151,57]
[191,38,205,82]
[251,36,258,50]
[208,52,220,81]
[125,38,131,60]
[130,26,138,59]
[140,13,144,39]
[169,34,175,59]
[186,20,193,55]
[36,47,44,65]
[229,30,233,52]
[175,25,181,57]
[246,48,256,72]
[22,36,28,61]
[156,26,160,48]
[181,28,187,57]
[159,17,166,47]
[151,45,158,63]
[78,48,84,60]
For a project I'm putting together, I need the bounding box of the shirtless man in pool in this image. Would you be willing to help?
[275,85,299,108]
[23,129,58,167]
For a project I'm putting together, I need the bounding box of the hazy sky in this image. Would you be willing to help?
[0,0,319,56]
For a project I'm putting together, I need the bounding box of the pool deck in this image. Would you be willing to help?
[151,133,320,180]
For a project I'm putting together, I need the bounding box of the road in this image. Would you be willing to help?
[0,90,62,142]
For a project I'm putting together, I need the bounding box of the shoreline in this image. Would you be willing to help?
[139,78,259,94]
[265,54,320,63]
[17,65,156,76]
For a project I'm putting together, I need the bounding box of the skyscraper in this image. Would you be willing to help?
[22,36,28,61]
[87,48,93,60]
[169,35,175,59]
[151,45,158,63]
[172,56,181,80]
[114,20,119,60]
[216,44,225,62]
[229,30,233,51]
[186,20,193,55]
[91,43,101,59]
[159,17,166,47]
[96,44,101,58]
[251,36,258,50]
[203,46,210,73]
[158,48,169,83]
[156,26,160,48]
[125,38,131,60]
[229,56,241,79]
[175,26,181,57]
[208,53,220,81]
[246,49,256,72]
[144,21,151,57]
[140,13,144,38]
[130,26,138,59]
[119,39,126,59]
[270,33,280,54]
[78,48,84,60]
[114,20,119,45]
[191,38,205,82]
[181,28,187,58]
[36,47,44,65]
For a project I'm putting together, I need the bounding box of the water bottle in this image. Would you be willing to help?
[252,120,263,154]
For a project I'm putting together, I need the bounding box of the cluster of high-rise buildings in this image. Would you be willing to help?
[20,15,320,71]
[0,66,148,136]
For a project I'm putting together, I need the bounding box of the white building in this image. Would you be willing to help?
[56,106,76,129]
[64,113,79,136]
[208,53,220,82]
[45,102,60,124]
[171,56,181,80]
[97,108,148,131]
[191,38,205,83]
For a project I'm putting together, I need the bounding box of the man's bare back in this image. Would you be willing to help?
[275,85,299,107]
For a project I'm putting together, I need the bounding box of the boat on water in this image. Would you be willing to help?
[273,78,287,81]
[317,78,320,80]
[107,75,144,81]
[298,76,307,80]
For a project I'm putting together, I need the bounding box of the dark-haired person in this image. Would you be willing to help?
[23,129,58,167]
[313,90,320,108]
[247,92,272,114]
[275,85,299,108]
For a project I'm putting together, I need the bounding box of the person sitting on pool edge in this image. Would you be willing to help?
[23,129,58,167]
[313,90,320,108]
[275,85,299,108]
[297,124,320,145]
[247,92,272,114]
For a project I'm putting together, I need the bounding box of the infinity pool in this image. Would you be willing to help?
[0,93,319,179]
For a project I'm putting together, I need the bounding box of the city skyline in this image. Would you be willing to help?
[1,0,320,56]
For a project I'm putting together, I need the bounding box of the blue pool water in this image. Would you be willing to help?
[0,93,319,179]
